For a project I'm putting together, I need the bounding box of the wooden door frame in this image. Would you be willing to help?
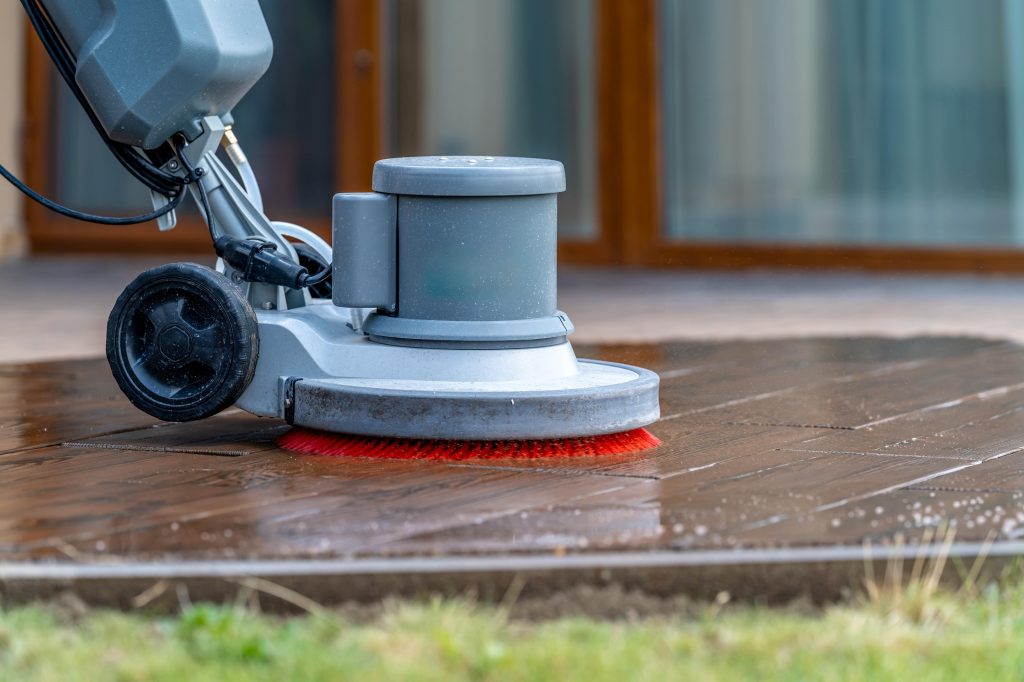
[337,0,386,192]
[558,0,647,266]
[573,0,660,267]
[597,0,1024,273]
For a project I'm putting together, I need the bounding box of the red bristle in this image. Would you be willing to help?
[276,426,661,461]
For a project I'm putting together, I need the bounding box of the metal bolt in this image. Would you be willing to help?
[261,301,276,310]
[168,160,180,171]
[231,272,244,283]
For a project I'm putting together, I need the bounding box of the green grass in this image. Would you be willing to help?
[2,579,1023,682]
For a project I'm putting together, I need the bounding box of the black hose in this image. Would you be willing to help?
[8,0,188,225]
[0,163,185,225]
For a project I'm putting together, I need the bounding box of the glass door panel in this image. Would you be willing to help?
[661,0,1021,247]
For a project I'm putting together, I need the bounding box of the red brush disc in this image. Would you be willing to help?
[276,427,661,461]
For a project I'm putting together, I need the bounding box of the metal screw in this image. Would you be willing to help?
[261,301,276,310]
[231,272,244,283]
[168,160,180,171]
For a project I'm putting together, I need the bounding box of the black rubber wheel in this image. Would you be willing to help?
[106,263,259,422]
[293,242,332,299]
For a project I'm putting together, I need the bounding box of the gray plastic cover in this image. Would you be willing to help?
[290,360,661,440]
[332,192,397,310]
[372,157,566,197]
[43,0,273,149]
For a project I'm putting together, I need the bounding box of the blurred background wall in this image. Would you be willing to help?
[0,2,24,260]
[16,0,1024,272]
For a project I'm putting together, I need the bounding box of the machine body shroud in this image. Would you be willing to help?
[337,157,572,349]
[237,305,661,441]
[42,0,273,148]
[269,155,658,440]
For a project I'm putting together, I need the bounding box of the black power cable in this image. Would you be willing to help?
[0,164,185,225]
[9,0,188,225]
[302,263,333,287]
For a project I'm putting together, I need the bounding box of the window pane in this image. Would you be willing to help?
[390,0,597,239]
[661,0,1022,247]
[51,0,334,219]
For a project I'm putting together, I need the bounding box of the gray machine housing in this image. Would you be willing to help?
[42,0,273,148]
[334,157,572,349]
[228,155,660,440]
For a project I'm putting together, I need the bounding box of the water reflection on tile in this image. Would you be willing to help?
[3,336,1024,565]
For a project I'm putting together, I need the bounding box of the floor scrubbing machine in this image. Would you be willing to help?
[12,0,660,444]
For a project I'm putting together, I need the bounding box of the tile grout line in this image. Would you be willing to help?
[737,457,995,533]
[854,380,1024,430]
[660,357,944,423]
[776,448,974,462]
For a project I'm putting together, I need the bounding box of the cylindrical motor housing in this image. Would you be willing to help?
[42,0,273,149]
[333,156,573,348]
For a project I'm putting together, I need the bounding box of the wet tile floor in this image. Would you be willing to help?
[3,336,1024,603]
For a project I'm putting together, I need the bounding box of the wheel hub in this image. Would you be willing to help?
[157,324,193,363]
